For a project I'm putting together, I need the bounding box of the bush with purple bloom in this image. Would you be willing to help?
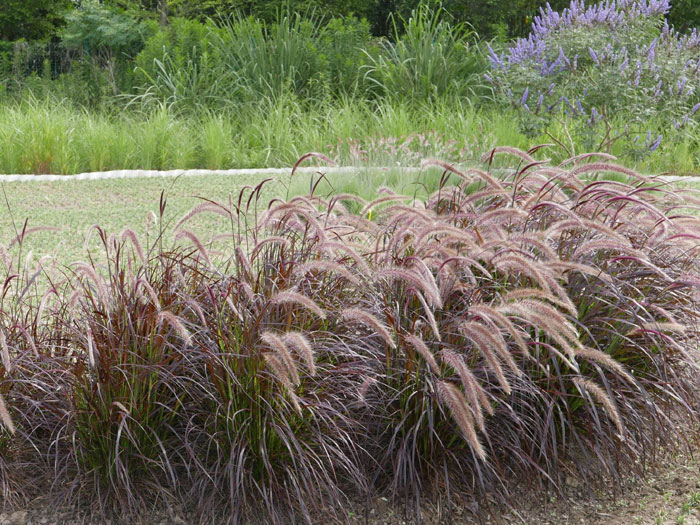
[487,0,700,153]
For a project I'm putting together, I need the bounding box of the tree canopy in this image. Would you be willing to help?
[0,0,72,41]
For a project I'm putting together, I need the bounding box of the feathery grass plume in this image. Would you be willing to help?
[502,287,578,317]
[360,194,407,218]
[14,325,38,357]
[375,267,442,308]
[439,349,492,430]
[135,278,161,311]
[265,202,328,243]
[493,253,553,295]
[0,329,11,373]
[547,261,613,285]
[414,224,480,252]
[461,320,520,376]
[530,201,586,226]
[269,289,327,320]
[571,238,647,260]
[574,347,636,385]
[383,205,435,228]
[73,262,109,304]
[175,229,212,267]
[263,353,302,414]
[476,208,529,228]
[8,226,60,249]
[175,201,231,230]
[481,146,536,164]
[157,310,192,345]
[468,304,530,358]
[224,295,244,322]
[183,296,207,327]
[421,159,506,193]
[320,241,372,275]
[0,244,9,268]
[415,291,441,341]
[513,298,580,344]
[250,235,291,261]
[293,260,360,286]
[358,375,378,403]
[437,381,485,461]
[120,228,147,265]
[497,302,579,369]
[559,152,618,166]
[568,162,649,185]
[403,334,440,375]
[235,246,254,281]
[458,322,513,394]
[340,308,396,349]
[0,392,15,435]
[572,377,624,437]
[409,257,443,303]
[507,233,558,260]
[281,332,316,376]
[145,210,158,231]
[261,331,300,386]
[35,287,58,328]
[627,322,688,336]
[87,331,97,370]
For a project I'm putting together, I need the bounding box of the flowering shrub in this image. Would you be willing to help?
[487,0,700,154]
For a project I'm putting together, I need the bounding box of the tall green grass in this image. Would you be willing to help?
[0,94,697,176]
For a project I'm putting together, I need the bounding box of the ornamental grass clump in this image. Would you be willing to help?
[168,180,372,524]
[487,0,700,153]
[0,150,700,522]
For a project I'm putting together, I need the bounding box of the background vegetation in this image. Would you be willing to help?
[0,0,699,175]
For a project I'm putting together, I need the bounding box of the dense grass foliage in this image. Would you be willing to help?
[1,151,699,522]
[0,94,698,175]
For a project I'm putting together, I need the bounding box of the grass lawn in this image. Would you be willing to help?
[0,174,279,268]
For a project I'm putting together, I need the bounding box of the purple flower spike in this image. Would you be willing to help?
[589,47,599,64]
[487,44,505,70]
[649,134,662,152]
[536,93,545,112]
[521,87,530,105]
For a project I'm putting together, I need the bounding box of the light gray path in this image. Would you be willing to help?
[0,166,420,183]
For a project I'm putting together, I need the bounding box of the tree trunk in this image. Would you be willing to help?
[158,0,168,26]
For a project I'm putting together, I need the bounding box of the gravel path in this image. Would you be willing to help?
[0,167,420,183]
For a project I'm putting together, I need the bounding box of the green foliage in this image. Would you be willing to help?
[61,1,153,58]
[132,11,375,110]
[0,0,72,42]
[315,16,375,96]
[133,18,228,110]
[667,0,700,33]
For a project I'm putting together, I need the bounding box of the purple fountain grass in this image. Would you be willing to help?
[1,151,699,523]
